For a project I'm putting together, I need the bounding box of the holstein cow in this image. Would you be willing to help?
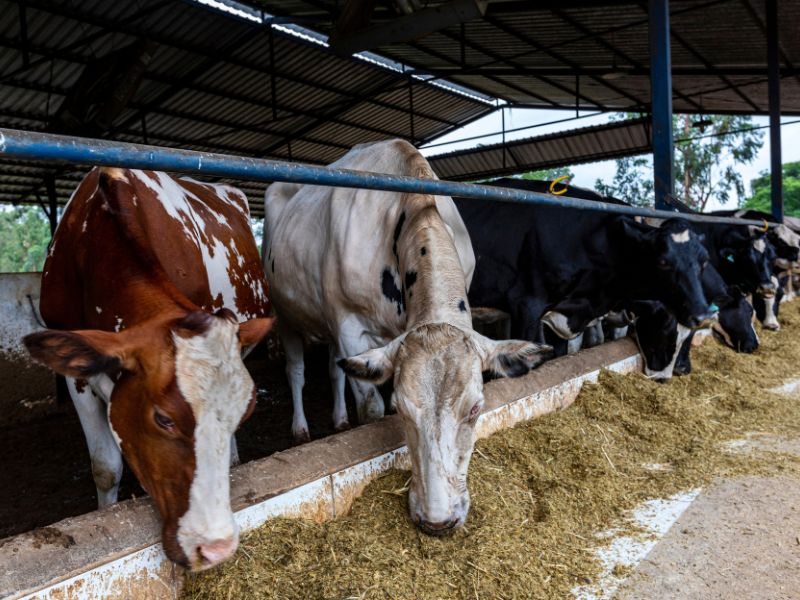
[690,220,777,329]
[24,168,274,570]
[627,263,758,380]
[712,209,800,315]
[455,178,716,357]
[264,140,550,534]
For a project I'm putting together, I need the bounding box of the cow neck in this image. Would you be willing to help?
[115,270,198,327]
[396,204,472,331]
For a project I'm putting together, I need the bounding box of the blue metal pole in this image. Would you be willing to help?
[649,0,674,211]
[766,0,784,223]
[0,128,768,227]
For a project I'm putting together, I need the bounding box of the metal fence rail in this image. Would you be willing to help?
[0,128,772,227]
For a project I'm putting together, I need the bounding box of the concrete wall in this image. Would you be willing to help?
[0,272,59,424]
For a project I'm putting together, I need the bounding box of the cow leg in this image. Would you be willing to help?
[510,294,549,343]
[229,436,240,467]
[582,321,605,349]
[279,323,310,444]
[329,345,350,431]
[338,318,385,425]
[67,376,123,509]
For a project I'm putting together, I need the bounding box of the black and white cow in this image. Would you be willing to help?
[455,178,716,356]
[628,262,758,380]
[264,141,551,534]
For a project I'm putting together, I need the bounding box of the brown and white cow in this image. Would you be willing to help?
[23,168,274,570]
[264,140,550,534]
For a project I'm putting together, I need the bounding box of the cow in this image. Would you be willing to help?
[454,178,716,357]
[23,168,274,570]
[628,264,758,380]
[264,140,551,535]
[711,209,800,327]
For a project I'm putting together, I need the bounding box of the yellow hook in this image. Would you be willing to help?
[549,175,570,196]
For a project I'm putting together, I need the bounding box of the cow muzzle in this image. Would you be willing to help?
[758,283,776,298]
[195,536,238,570]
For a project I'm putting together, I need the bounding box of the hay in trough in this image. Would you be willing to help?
[183,303,800,600]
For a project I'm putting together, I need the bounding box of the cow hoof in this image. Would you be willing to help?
[334,420,351,433]
[293,429,312,445]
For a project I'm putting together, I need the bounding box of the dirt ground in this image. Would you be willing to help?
[0,346,362,539]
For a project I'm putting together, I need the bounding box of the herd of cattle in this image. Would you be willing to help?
[19,139,800,572]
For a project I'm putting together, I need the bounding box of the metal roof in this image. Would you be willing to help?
[427,117,652,181]
[252,0,800,115]
[0,0,494,216]
[2,0,799,218]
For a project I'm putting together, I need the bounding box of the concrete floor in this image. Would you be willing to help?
[603,427,800,600]
[617,474,800,600]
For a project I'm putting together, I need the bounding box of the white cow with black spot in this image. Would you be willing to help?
[264,139,550,533]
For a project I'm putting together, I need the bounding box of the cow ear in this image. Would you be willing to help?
[475,335,552,378]
[239,316,276,347]
[337,341,400,384]
[23,329,138,378]
[619,218,654,244]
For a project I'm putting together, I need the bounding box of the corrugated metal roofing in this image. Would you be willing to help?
[252,0,800,115]
[0,0,493,216]
[427,118,652,181]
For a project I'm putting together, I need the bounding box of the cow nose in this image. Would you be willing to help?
[197,537,237,568]
[741,342,758,353]
[418,517,459,536]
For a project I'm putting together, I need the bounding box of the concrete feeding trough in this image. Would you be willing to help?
[0,337,642,600]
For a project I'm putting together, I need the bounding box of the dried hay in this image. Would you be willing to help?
[183,303,800,600]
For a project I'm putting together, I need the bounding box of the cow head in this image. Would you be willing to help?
[767,224,800,266]
[339,322,550,535]
[24,309,274,570]
[711,286,759,353]
[718,229,776,297]
[620,218,715,329]
[628,300,692,381]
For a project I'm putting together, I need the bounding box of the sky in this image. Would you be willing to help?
[420,109,800,212]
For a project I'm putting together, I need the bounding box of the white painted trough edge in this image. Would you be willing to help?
[10,344,642,600]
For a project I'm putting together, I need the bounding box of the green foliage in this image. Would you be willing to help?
[595,114,764,211]
[0,206,52,273]
[519,166,574,181]
[744,161,800,217]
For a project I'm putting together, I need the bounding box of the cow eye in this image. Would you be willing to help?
[154,408,175,430]
[657,258,670,269]
[467,402,482,423]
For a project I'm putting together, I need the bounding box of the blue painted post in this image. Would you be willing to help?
[649,0,674,211]
[766,0,784,223]
[0,128,770,227]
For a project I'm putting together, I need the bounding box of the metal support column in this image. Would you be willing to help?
[767,0,783,222]
[649,0,674,210]
[44,175,57,236]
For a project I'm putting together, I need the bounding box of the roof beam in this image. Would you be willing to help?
[329,0,488,56]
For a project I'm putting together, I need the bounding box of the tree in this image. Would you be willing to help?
[743,161,800,217]
[596,114,764,211]
[0,206,52,272]
[519,166,574,181]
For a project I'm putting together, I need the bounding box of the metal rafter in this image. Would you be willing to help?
[552,7,704,112]
[483,14,648,111]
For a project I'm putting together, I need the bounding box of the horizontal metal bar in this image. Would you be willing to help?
[0,128,771,227]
